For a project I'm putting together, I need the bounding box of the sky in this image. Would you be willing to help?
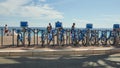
[0,0,120,28]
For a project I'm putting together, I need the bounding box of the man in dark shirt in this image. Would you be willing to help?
[47,23,52,33]
[71,23,77,45]
[71,23,75,33]
[47,23,53,45]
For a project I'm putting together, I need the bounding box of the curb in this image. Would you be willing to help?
[0,48,120,56]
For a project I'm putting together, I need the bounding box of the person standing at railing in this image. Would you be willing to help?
[71,23,76,45]
[4,24,9,36]
[47,23,53,45]
[71,23,75,30]
[47,23,52,33]
[49,23,52,30]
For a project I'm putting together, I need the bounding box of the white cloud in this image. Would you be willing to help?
[72,17,113,28]
[0,0,63,19]
[94,15,120,23]
[39,0,46,2]
[72,15,120,28]
[73,18,90,23]
[72,18,90,28]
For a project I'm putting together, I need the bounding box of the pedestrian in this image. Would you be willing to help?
[4,24,9,35]
[47,23,53,45]
[49,23,52,30]
[71,23,76,45]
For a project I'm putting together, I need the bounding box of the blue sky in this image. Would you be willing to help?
[0,0,120,28]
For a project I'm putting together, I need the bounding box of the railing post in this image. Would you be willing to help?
[52,30,55,46]
[41,30,43,47]
[12,29,14,46]
[17,33,19,47]
[37,29,39,46]
[62,30,65,45]
[57,29,59,46]
[23,29,25,46]
[65,30,67,45]
[68,29,70,45]
[28,29,31,46]
[34,29,35,46]
[47,32,48,45]
[115,30,119,46]
[1,29,3,46]
[86,29,90,46]
[95,30,99,45]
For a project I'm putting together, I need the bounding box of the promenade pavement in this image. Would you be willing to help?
[0,46,120,56]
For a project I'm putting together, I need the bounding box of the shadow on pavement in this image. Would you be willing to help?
[0,53,120,68]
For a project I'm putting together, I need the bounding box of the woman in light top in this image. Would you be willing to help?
[4,24,9,35]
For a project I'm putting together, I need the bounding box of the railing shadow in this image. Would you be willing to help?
[0,53,120,68]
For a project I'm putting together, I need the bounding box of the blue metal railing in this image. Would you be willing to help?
[0,28,120,47]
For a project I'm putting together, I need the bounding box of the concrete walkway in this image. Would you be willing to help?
[0,46,120,56]
[0,53,120,68]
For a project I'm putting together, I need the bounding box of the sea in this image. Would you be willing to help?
[0,27,112,37]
